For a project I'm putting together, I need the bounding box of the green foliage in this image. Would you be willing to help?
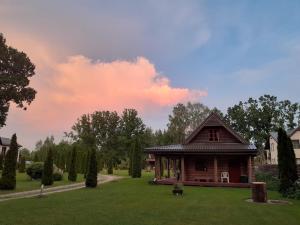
[120,109,145,175]
[0,134,18,190]
[53,172,63,181]
[167,102,211,144]
[131,138,141,178]
[26,162,44,179]
[226,95,300,151]
[85,148,98,188]
[18,155,26,173]
[255,171,279,191]
[277,128,298,194]
[0,33,37,127]
[68,146,77,182]
[42,147,54,186]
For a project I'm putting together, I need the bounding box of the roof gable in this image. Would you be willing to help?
[184,112,248,144]
[289,126,300,138]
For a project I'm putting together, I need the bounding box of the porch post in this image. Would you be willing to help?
[181,156,185,182]
[173,159,176,177]
[214,157,218,182]
[248,156,252,183]
[167,158,170,178]
[159,156,162,179]
[154,155,159,179]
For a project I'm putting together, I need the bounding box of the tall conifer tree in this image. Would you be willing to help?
[42,147,54,186]
[68,146,77,182]
[131,137,141,178]
[85,148,98,188]
[0,134,18,190]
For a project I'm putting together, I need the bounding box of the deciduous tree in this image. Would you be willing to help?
[0,34,36,127]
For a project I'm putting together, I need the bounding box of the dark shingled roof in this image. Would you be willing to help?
[145,143,256,154]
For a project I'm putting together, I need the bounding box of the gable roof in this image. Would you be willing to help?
[288,125,300,137]
[184,112,248,144]
[145,112,256,155]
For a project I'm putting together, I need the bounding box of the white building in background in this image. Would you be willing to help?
[266,126,300,165]
[0,136,12,157]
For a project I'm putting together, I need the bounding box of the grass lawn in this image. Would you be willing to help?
[0,172,299,225]
[0,172,85,194]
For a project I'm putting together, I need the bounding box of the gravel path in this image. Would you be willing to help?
[0,175,122,202]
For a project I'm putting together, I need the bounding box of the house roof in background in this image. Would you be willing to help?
[270,126,300,142]
[0,137,11,146]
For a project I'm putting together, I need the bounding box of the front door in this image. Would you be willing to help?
[229,160,241,183]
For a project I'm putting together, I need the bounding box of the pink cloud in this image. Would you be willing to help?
[3,54,207,148]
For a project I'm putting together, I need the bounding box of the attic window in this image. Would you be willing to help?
[209,129,219,142]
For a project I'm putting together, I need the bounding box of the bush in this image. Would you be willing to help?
[283,179,300,200]
[255,171,279,191]
[26,162,44,179]
[53,172,63,181]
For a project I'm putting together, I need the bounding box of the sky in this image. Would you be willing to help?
[0,0,300,149]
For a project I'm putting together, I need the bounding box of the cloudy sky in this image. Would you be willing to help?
[1,0,300,149]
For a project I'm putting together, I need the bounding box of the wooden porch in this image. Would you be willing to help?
[154,154,255,187]
[156,178,251,188]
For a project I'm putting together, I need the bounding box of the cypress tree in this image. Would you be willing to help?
[0,153,3,170]
[107,159,113,175]
[278,128,298,193]
[85,147,98,188]
[0,134,18,190]
[84,149,90,178]
[18,155,26,173]
[131,138,141,178]
[287,137,298,182]
[68,146,77,182]
[42,147,54,186]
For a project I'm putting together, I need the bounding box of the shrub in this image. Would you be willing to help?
[255,171,279,191]
[26,162,44,179]
[53,172,63,181]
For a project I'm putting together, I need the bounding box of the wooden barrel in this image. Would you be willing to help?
[251,182,267,203]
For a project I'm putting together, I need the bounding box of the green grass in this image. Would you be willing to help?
[0,172,85,194]
[0,172,299,225]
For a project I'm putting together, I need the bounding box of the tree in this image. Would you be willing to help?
[18,155,26,173]
[0,152,3,170]
[120,109,145,175]
[0,33,37,127]
[85,147,98,188]
[277,128,298,194]
[68,146,77,182]
[167,102,211,144]
[0,134,18,190]
[131,137,142,178]
[226,95,300,155]
[92,111,120,175]
[42,147,54,186]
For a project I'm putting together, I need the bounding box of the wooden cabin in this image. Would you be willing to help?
[144,113,257,187]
